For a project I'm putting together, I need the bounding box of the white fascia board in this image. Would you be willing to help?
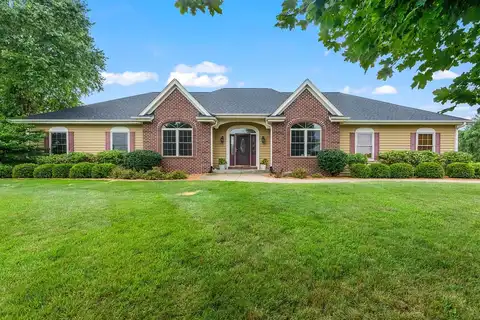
[271,79,343,117]
[139,79,211,116]
[215,114,270,119]
[342,120,470,125]
[9,119,145,124]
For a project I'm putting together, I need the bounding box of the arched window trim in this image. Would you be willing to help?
[416,128,436,152]
[162,122,193,157]
[110,127,130,152]
[49,127,68,155]
[290,122,322,157]
[355,128,375,161]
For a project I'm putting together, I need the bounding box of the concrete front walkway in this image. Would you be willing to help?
[200,173,480,184]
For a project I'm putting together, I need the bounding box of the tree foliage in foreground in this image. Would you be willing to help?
[460,117,480,161]
[0,120,45,164]
[175,0,480,113]
[0,0,106,117]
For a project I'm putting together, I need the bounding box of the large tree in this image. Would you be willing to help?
[460,116,480,161]
[0,0,106,117]
[175,0,479,113]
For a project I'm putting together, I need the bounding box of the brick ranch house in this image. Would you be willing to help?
[13,79,469,173]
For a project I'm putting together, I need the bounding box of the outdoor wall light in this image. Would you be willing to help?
[261,136,266,144]
[220,136,225,144]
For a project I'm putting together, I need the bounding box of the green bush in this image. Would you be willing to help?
[69,162,94,178]
[291,168,308,179]
[311,173,323,178]
[96,150,126,165]
[350,164,371,178]
[369,163,390,178]
[124,150,162,171]
[165,170,188,180]
[446,162,474,179]
[0,164,13,178]
[390,163,414,179]
[92,163,117,178]
[415,162,445,178]
[347,153,368,166]
[33,164,54,178]
[317,149,348,176]
[144,169,166,180]
[473,163,480,178]
[109,167,145,180]
[379,150,440,166]
[12,163,37,178]
[440,151,473,167]
[36,154,69,164]
[36,152,95,164]
[67,152,95,163]
[52,164,74,178]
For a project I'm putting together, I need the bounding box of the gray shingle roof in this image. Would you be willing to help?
[26,88,466,121]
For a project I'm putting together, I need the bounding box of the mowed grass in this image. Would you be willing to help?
[1,181,480,319]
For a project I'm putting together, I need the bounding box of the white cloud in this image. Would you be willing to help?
[167,61,229,88]
[372,85,398,95]
[432,70,459,80]
[342,86,368,94]
[102,71,158,86]
[237,81,245,88]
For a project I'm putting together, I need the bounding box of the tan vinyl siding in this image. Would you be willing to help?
[340,125,456,154]
[35,125,143,153]
[213,122,270,167]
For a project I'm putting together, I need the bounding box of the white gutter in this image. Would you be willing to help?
[9,119,146,125]
[214,114,270,119]
[343,120,470,125]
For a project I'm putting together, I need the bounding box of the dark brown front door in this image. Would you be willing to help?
[235,134,250,166]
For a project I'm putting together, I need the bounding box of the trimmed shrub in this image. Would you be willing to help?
[0,164,13,178]
[317,149,348,176]
[390,163,414,179]
[291,168,308,179]
[379,150,439,166]
[144,169,166,180]
[473,163,480,178]
[350,164,371,178]
[415,162,444,178]
[67,152,95,163]
[440,151,473,167]
[311,173,323,178]
[165,170,188,180]
[347,153,368,166]
[369,163,390,178]
[96,150,126,165]
[33,164,54,178]
[36,154,69,165]
[52,164,74,178]
[69,162,94,178]
[12,163,37,178]
[92,163,117,178]
[124,150,162,171]
[446,162,474,179]
[109,167,145,180]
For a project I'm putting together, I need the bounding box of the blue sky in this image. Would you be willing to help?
[84,0,474,119]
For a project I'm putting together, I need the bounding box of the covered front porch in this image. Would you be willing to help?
[212,120,271,170]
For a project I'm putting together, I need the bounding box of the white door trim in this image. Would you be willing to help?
[226,125,260,169]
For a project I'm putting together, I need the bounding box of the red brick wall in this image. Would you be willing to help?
[143,89,211,173]
[271,88,340,173]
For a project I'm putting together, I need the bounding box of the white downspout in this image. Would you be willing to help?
[265,119,273,170]
[210,119,218,171]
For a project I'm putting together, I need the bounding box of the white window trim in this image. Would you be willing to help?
[161,124,193,157]
[49,127,69,155]
[355,128,375,161]
[416,128,436,152]
[290,124,322,157]
[110,127,130,152]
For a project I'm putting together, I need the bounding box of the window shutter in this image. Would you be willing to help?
[129,131,135,152]
[435,133,441,154]
[374,132,380,160]
[44,131,50,154]
[68,132,75,153]
[349,132,355,154]
[410,133,416,150]
[105,132,111,150]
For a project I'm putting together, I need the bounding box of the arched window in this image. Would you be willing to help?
[355,128,375,160]
[49,127,68,155]
[290,122,321,157]
[111,127,130,152]
[162,122,193,157]
[417,128,436,151]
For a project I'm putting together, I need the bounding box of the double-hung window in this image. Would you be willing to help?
[417,128,435,151]
[111,127,130,152]
[162,122,193,156]
[290,122,321,157]
[49,127,68,154]
[355,128,374,160]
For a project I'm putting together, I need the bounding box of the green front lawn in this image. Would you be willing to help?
[1,180,480,319]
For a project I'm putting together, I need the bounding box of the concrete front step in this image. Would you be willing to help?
[213,169,269,174]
